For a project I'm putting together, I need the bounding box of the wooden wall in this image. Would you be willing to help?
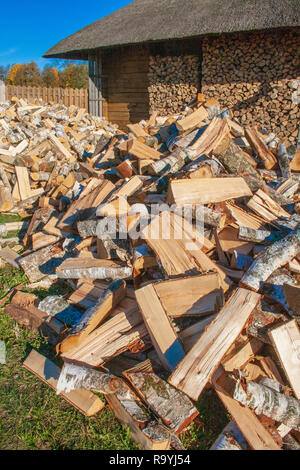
[101,46,150,129]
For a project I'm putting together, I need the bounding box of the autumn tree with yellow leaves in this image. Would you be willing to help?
[6,64,22,85]
[4,61,88,88]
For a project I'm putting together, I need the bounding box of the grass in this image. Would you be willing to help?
[0,239,229,450]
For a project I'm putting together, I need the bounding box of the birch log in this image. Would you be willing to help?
[241,228,300,292]
[232,375,300,431]
[238,226,283,244]
[277,144,291,179]
[214,139,264,192]
[210,421,248,450]
[56,362,120,394]
[57,280,126,354]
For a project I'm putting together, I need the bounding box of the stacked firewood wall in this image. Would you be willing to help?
[148,55,199,114]
[201,28,300,144]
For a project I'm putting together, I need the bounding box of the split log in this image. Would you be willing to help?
[135,283,185,371]
[168,288,260,400]
[152,273,224,318]
[214,139,264,192]
[238,226,283,244]
[105,379,170,450]
[142,211,231,292]
[56,258,132,281]
[23,350,104,416]
[188,117,230,153]
[56,362,120,394]
[38,295,82,327]
[57,280,126,354]
[19,243,65,283]
[179,314,217,352]
[283,284,300,318]
[5,303,64,345]
[0,247,21,269]
[58,179,115,231]
[268,320,300,400]
[123,360,198,434]
[150,148,197,175]
[61,298,149,367]
[213,369,281,450]
[240,228,300,292]
[31,232,62,251]
[127,139,163,160]
[222,338,264,373]
[210,421,248,450]
[11,291,37,307]
[176,106,208,132]
[167,177,252,206]
[246,189,290,224]
[232,373,300,432]
[96,236,131,263]
[67,281,109,310]
[277,144,291,179]
[0,186,14,212]
[245,127,277,169]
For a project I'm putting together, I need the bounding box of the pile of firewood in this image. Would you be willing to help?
[0,97,119,213]
[202,29,300,144]
[148,55,199,115]
[2,93,300,450]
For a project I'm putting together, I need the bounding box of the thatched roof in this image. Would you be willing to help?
[44,0,300,60]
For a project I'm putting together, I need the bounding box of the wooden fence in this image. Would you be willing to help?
[4,85,88,110]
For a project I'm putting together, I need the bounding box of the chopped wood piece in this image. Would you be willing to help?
[58,179,115,231]
[222,338,264,372]
[127,139,163,160]
[278,144,291,179]
[238,226,282,244]
[153,273,224,317]
[176,106,208,132]
[211,421,248,450]
[31,232,62,250]
[245,127,277,169]
[15,166,32,201]
[135,283,185,371]
[214,138,264,192]
[268,320,300,400]
[142,211,231,291]
[23,350,104,416]
[61,298,148,367]
[218,225,254,256]
[11,291,37,307]
[123,360,198,434]
[19,243,64,283]
[232,373,300,432]
[57,280,126,354]
[247,189,290,223]
[106,379,170,450]
[5,303,64,345]
[168,288,260,400]
[240,228,300,292]
[213,370,281,450]
[57,362,120,394]
[67,281,109,310]
[167,178,252,206]
[57,258,132,281]
[180,314,217,352]
[0,246,21,269]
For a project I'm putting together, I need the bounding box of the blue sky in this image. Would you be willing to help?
[0,0,132,69]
